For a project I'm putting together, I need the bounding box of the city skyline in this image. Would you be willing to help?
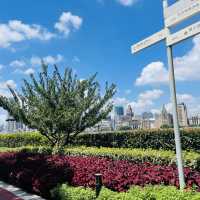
[0,0,200,125]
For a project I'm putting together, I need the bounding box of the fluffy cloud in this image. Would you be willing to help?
[114,89,163,113]
[135,35,200,86]
[24,68,35,75]
[116,0,137,6]
[55,12,83,36]
[30,54,63,66]
[135,62,168,86]
[10,60,26,68]
[0,20,55,48]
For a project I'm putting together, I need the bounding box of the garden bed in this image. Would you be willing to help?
[1,151,200,199]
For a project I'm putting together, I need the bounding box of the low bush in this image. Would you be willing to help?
[72,128,200,151]
[51,184,200,200]
[0,152,73,198]
[1,128,200,151]
[0,132,49,148]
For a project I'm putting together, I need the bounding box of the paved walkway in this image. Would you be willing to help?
[0,181,46,200]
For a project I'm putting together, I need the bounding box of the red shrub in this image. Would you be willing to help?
[64,156,200,192]
[0,152,73,198]
[1,152,200,197]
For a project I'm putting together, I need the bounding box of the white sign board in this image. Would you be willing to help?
[131,29,166,54]
[167,21,200,46]
[164,0,200,27]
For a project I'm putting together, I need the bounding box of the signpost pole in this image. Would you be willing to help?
[163,0,186,190]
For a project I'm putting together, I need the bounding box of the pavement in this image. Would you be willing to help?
[0,181,46,200]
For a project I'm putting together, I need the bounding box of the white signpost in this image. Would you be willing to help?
[167,20,200,45]
[131,0,200,190]
[164,0,200,27]
[131,29,166,54]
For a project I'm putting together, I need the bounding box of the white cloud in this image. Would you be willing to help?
[135,35,200,86]
[24,68,35,75]
[10,60,26,68]
[135,62,168,86]
[30,54,63,66]
[174,35,200,81]
[114,89,163,113]
[55,12,83,36]
[116,0,137,6]
[0,20,55,48]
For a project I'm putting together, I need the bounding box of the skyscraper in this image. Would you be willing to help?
[114,106,124,117]
[126,105,134,119]
[177,103,188,127]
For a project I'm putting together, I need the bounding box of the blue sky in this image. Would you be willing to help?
[0,0,200,124]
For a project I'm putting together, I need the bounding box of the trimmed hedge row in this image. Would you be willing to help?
[51,184,200,200]
[1,128,200,151]
[0,132,49,148]
[73,129,200,151]
[1,146,200,170]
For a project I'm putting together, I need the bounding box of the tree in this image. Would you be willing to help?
[0,63,116,153]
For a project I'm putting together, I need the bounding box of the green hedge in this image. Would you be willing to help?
[72,129,200,151]
[0,132,49,147]
[1,128,200,151]
[1,146,200,170]
[51,184,200,200]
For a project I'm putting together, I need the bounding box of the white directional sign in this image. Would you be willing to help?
[131,29,166,54]
[167,21,200,46]
[164,0,200,27]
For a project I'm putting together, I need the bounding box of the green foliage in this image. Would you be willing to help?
[51,184,200,200]
[0,64,116,151]
[51,184,96,200]
[0,132,48,148]
[1,128,200,152]
[160,124,173,129]
[71,128,200,151]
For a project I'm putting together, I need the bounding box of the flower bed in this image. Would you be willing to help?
[66,156,200,192]
[1,152,200,199]
[0,152,73,199]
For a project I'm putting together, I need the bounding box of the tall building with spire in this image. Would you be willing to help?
[126,105,134,119]
[155,105,173,128]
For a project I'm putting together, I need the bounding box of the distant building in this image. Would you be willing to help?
[114,106,124,117]
[6,115,23,133]
[5,114,30,133]
[141,118,156,129]
[189,115,200,127]
[177,103,188,127]
[155,105,173,128]
[142,112,153,120]
[126,105,134,119]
